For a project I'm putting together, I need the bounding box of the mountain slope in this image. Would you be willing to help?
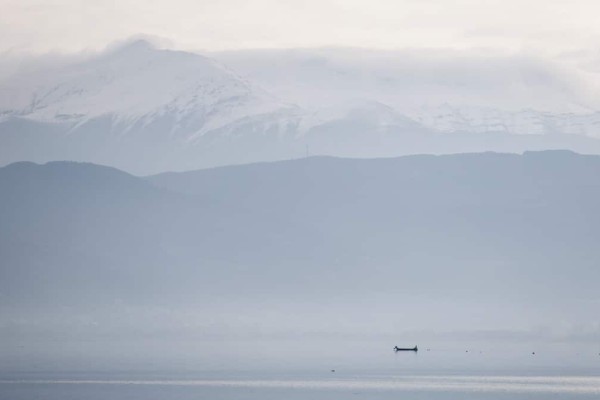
[2,151,600,307]
[0,40,307,173]
[4,44,600,174]
[2,151,600,369]
[0,40,290,132]
[216,48,600,138]
[411,104,600,137]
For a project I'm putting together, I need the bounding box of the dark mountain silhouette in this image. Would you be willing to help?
[1,151,600,359]
[2,151,599,307]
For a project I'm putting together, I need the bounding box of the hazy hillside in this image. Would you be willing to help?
[149,150,600,302]
[2,151,600,341]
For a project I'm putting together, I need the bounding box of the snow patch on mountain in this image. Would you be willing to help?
[292,100,427,138]
[409,105,600,138]
[0,40,295,140]
[3,42,600,175]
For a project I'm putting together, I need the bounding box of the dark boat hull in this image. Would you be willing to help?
[394,346,418,352]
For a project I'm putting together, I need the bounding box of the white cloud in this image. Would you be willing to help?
[1,0,600,54]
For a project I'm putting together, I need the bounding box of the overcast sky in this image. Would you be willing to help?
[1,0,600,56]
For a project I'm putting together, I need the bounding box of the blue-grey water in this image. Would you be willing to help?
[2,342,599,399]
[2,373,600,399]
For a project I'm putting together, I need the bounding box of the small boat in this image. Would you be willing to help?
[394,345,418,352]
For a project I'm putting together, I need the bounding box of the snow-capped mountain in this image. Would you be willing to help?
[216,48,600,138]
[0,40,297,141]
[0,42,441,173]
[2,41,600,174]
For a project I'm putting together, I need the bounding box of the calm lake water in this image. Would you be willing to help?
[2,373,600,400]
[2,341,599,399]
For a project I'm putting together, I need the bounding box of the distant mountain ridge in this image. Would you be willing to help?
[2,151,600,342]
[2,41,600,174]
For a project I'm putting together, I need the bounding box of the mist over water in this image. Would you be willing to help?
[2,348,600,400]
[1,153,600,400]
[3,1,600,396]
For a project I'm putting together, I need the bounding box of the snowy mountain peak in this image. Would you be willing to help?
[2,45,600,174]
[108,38,156,55]
[0,42,292,140]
